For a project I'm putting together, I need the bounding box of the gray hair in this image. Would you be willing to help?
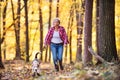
[53,18,60,24]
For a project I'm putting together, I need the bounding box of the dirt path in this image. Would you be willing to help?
[1,60,120,80]
[1,60,74,80]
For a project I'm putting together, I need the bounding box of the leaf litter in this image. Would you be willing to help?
[1,60,120,80]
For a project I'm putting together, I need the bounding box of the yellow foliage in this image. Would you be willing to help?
[1,0,120,61]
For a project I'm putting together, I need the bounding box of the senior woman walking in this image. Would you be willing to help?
[44,18,69,71]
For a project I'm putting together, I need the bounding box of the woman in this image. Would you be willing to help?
[44,18,69,71]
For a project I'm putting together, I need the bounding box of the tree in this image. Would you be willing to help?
[15,0,21,59]
[44,0,52,62]
[0,0,7,69]
[56,0,59,17]
[11,0,21,60]
[3,0,8,61]
[24,0,29,62]
[96,0,99,54]
[0,21,4,69]
[68,4,74,63]
[75,0,85,62]
[83,0,93,66]
[95,0,101,64]
[98,0,118,62]
[48,0,52,62]
[38,0,43,61]
[0,0,8,45]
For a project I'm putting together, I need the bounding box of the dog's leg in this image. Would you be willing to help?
[32,72,36,77]
[37,73,41,76]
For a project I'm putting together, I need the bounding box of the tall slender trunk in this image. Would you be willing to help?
[45,47,48,62]
[83,0,93,66]
[75,0,85,62]
[3,0,8,60]
[76,14,83,62]
[56,0,59,17]
[15,0,21,59]
[96,0,101,64]
[11,0,21,59]
[64,27,68,63]
[69,18,73,63]
[68,5,74,63]
[64,45,68,63]
[48,0,52,62]
[48,0,52,29]
[0,23,4,68]
[0,0,8,44]
[24,0,29,62]
[96,0,99,54]
[3,41,6,60]
[98,0,118,62]
[0,0,8,69]
[38,0,43,61]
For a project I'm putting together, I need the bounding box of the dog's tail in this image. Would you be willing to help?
[35,52,41,59]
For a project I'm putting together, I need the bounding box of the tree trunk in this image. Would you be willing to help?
[0,0,7,69]
[38,0,43,61]
[98,0,118,62]
[96,0,99,54]
[69,17,73,64]
[24,0,29,62]
[68,5,74,63]
[0,30,4,69]
[64,19,69,63]
[15,0,21,59]
[45,46,48,62]
[96,0,102,64]
[0,0,8,44]
[48,0,52,62]
[76,14,83,62]
[11,0,21,60]
[64,45,68,63]
[3,0,8,61]
[75,0,85,62]
[48,0,52,29]
[3,41,6,60]
[0,43,4,68]
[56,0,59,17]
[83,0,93,66]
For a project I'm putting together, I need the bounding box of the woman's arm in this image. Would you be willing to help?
[44,27,53,46]
[63,28,69,45]
[60,27,69,45]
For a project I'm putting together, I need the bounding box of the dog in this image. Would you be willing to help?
[32,52,41,77]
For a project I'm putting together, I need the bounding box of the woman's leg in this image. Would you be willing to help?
[50,43,59,71]
[57,44,64,70]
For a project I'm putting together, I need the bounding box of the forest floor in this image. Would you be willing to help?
[0,60,120,80]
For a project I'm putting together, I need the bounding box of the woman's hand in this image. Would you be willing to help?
[64,44,67,47]
[43,45,47,49]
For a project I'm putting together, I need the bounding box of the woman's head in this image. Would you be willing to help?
[53,18,60,27]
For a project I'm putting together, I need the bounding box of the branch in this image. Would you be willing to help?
[0,5,25,44]
[88,46,114,65]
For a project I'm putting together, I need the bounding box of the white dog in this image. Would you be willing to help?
[32,52,41,77]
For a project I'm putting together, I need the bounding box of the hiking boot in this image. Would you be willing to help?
[55,64,59,71]
[59,60,64,70]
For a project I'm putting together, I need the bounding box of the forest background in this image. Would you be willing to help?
[0,0,120,63]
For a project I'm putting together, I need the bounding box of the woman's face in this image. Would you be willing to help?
[53,20,60,26]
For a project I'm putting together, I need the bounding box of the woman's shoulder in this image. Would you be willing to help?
[49,27,55,31]
[59,26,65,30]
